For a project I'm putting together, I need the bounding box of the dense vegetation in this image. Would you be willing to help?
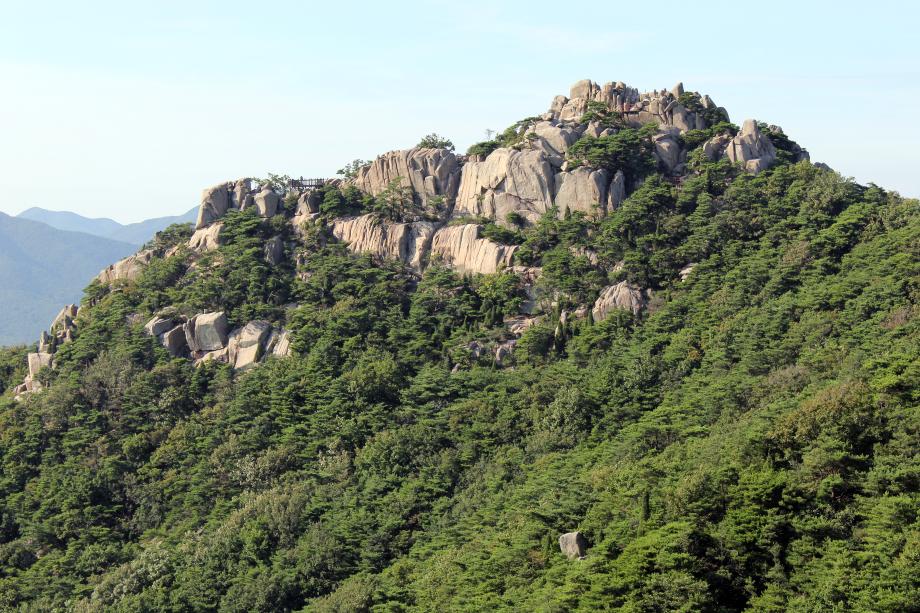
[0,120,917,612]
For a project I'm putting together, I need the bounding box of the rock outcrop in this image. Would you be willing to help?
[184,312,229,354]
[332,215,439,270]
[196,179,255,229]
[354,148,461,209]
[558,531,587,560]
[549,80,715,133]
[725,119,776,173]
[592,281,646,320]
[429,224,517,275]
[455,148,555,225]
[97,249,154,284]
[144,316,175,337]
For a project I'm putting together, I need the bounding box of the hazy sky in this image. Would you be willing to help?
[1,0,917,223]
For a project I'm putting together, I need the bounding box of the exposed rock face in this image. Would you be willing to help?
[144,316,174,337]
[227,320,272,370]
[266,329,292,358]
[161,325,188,357]
[354,148,461,208]
[529,121,581,166]
[554,167,609,217]
[264,236,284,265]
[559,531,587,559]
[493,340,516,367]
[253,187,280,218]
[510,265,543,314]
[51,305,78,333]
[702,133,733,161]
[332,215,439,270]
[97,249,154,284]
[189,223,223,252]
[679,263,696,281]
[455,148,555,224]
[607,170,626,210]
[429,224,517,274]
[27,352,52,378]
[592,281,646,320]
[184,312,228,353]
[725,119,776,173]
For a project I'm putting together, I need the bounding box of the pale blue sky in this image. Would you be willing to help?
[1,0,917,222]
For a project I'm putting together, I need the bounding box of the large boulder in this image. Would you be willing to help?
[592,281,646,320]
[184,312,228,353]
[227,321,272,370]
[429,224,517,274]
[558,532,587,559]
[97,249,154,284]
[143,316,174,337]
[653,132,683,174]
[188,223,223,252]
[553,167,609,217]
[253,187,280,218]
[161,325,188,357]
[332,215,439,270]
[725,119,776,173]
[196,183,230,229]
[354,148,461,209]
[455,148,555,225]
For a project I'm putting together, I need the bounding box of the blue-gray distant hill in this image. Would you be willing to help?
[0,213,137,345]
[17,206,198,246]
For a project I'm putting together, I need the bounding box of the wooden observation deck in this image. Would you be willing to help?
[288,177,327,190]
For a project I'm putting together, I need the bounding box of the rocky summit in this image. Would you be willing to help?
[0,78,917,612]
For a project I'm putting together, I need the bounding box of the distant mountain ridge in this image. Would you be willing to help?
[0,213,137,345]
[17,206,198,245]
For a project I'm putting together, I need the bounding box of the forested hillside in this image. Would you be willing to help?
[0,80,917,612]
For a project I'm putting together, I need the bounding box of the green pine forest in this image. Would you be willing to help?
[0,109,918,611]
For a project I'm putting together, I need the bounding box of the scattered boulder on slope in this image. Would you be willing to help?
[227,320,273,370]
[184,312,229,354]
[558,531,587,559]
[143,316,174,337]
[96,249,155,284]
[592,281,646,320]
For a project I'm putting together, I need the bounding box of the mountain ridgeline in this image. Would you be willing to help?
[0,79,917,611]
